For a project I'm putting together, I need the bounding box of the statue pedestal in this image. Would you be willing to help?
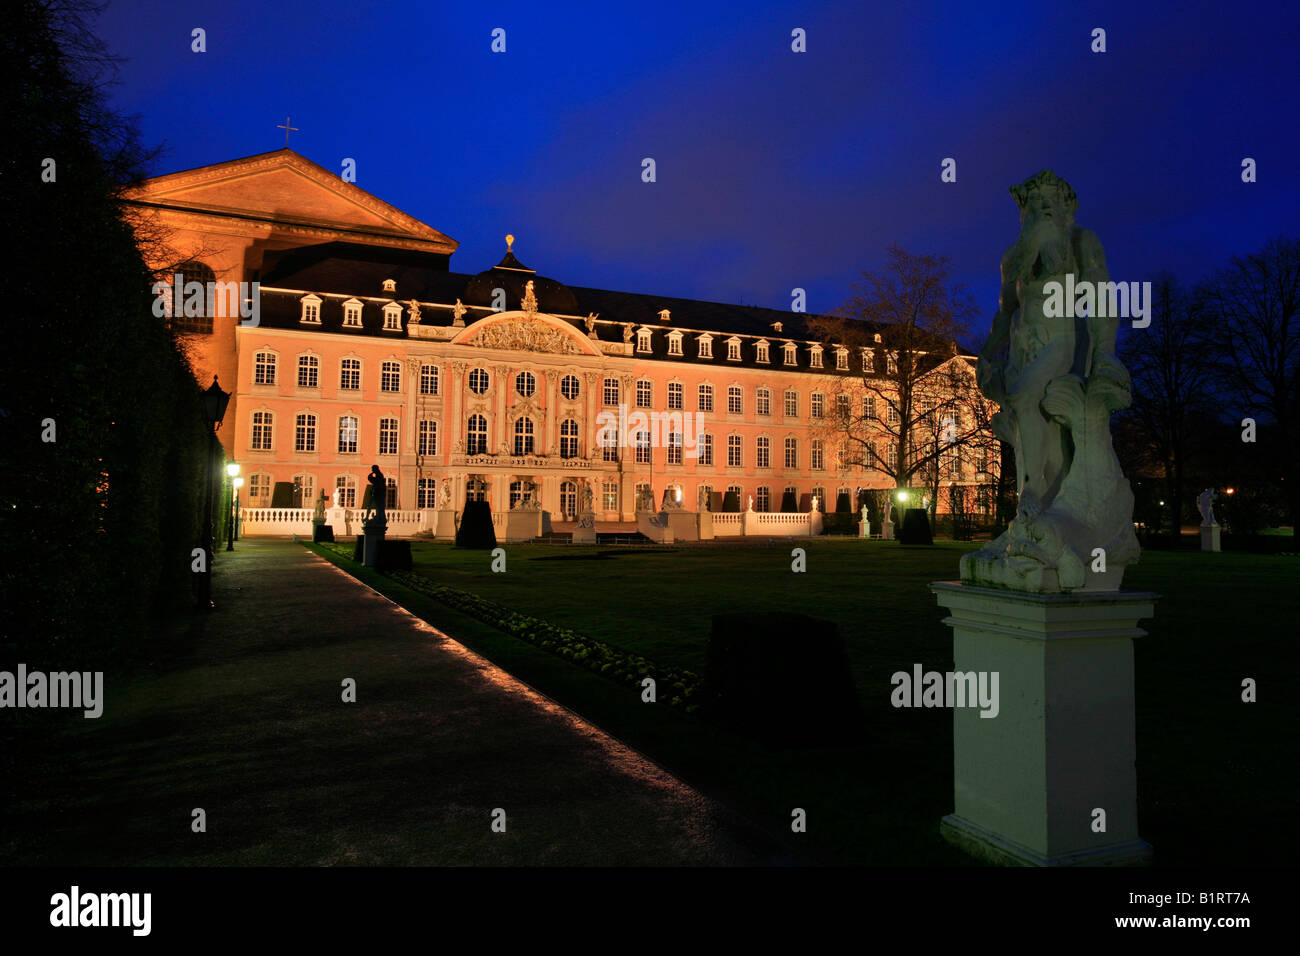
[573,510,597,544]
[363,518,388,567]
[882,520,894,540]
[696,511,714,541]
[859,518,871,539]
[929,582,1157,866]
[1200,524,1221,552]
[434,509,457,541]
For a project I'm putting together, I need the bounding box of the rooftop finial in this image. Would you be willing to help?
[505,234,514,252]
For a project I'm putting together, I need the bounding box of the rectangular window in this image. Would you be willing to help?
[603,378,619,406]
[699,433,713,466]
[338,417,358,454]
[810,349,823,368]
[784,437,797,469]
[888,405,900,425]
[335,476,356,508]
[379,418,398,455]
[756,436,770,469]
[668,382,683,410]
[728,386,742,415]
[836,350,848,370]
[756,486,771,512]
[603,427,620,462]
[865,395,877,420]
[811,439,825,470]
[635,430,650,464]
[602,481,619,511]
[836,394,850,419]
[668,335,683,356]
[668,432,682,465]
[251,411,273,451]
[698,384,714,412]
[757,389,771,416]
[295,413,316,453]
[727,435,742,467]
[384,308,401,331]
[727,340,741,361]
[811,393,824,419]
[636,380,652,408]
[418,420,437,456]
[784,345,797,366]
[420,364,439,395]
[784,390,798,417]
[756,342,769,363]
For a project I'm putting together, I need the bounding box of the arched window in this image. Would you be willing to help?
[380,361,401,393]
[251,410,274,451]
[254,351,276,385]
[248,473,272,506]
[168,260,216,334]
[297,354,319,388]
[418,420,437,457]
[295,413,316,452]
[467,414,488,455]
[293,474,315,508]
[466,477,488,502]
[513,417,535,455]
[379,417,398,455]
[334,475,358,508]
[637,328,652,352]
[338,416,358,454]
[560,419,579,459]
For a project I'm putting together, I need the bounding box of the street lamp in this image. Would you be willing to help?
[226,463,241,551]
[198,375,231,610]
[232,476,244,543]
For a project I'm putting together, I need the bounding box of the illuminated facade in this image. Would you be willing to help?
[126,150,993,525]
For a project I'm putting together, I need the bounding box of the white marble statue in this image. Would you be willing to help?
[746,495,754,512]
[438,480,453,508]
[698,486,711,512]
[962,170,1140,592]
[1197,489,1217,527]
[811,495,820,513]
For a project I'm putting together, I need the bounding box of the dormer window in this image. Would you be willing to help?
[755,340,770,364]
[382,278,397,293]
[809,345,824,368]
[862,348,874,373]
[342,298,363,328]
[698,334,713,359]
[836,348,849,370]
[300,294,322,325]
[658,309,671,322]
[771,321,783,333]
[726,337,742,361]
[783,342,797,366]
[637,327,653,352]
[667,331,683,356]
[382,303,402,331]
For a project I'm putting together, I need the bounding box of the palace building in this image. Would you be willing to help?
[125,149,992,530]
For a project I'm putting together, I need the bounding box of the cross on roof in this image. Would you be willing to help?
[276,116,299,148]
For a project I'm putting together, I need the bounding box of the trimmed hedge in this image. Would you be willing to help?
[315,542,702,711]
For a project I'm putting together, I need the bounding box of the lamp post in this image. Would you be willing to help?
[232,476,244,543]
[199,376,231,610]
[226,463,241,551]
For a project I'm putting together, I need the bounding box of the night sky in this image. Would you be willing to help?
[99,0,1299,334]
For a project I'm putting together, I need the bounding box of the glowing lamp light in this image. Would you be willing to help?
[1226,488,1235,495]
[232,477,244,489]
[226,462,241,478]
[897,491,910,502]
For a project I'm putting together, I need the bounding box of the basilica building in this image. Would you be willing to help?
[125,149,990,528]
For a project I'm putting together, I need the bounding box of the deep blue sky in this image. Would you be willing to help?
[99,0,1299,333]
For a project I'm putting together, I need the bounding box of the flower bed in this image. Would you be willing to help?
[314,542,701,712]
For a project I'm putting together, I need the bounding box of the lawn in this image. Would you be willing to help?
[325,538,1296,866]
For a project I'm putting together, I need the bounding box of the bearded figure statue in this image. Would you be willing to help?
[962,170,1139,592]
